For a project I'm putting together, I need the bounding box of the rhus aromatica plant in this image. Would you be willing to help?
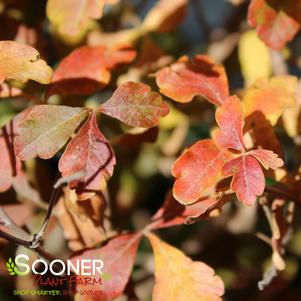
[0,0,301,300]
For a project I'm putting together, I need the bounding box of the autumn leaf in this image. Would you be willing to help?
[222,155,265,205]
[172,139,230,205]
[70,233,141,300]
[248,0,301,50]
[15,105,91,160]
[213,95,245,151]
[48,45,136,96]
[56,190,106,251]
[46,0,112,39]
[238,30,272,86]
[146,232,225,301]
[142,0,188,32]
[0,41,52,84]
[150,191,220,229]
[243,76,297,126]
[59,113,116,195]
[99,81,169,128]
[156,55,229,105]
[248,149,284,170]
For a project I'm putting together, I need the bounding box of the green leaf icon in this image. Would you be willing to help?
[6,258,16,276]
[6,258,25,276]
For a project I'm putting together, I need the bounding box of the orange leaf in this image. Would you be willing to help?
[243,76,297,126]
[213,95,245,151]
[222,155,265,205]
[146,232,225,301]
[172,139,230,205]
[0,41,52,84]
[248,0,301,50]
[59,113,116,196]
[48,45,136,96]
[156,55,229,105]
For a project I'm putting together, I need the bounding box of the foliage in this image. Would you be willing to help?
[1,0,301,300]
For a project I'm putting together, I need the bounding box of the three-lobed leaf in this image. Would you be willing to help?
[99,81,169,128]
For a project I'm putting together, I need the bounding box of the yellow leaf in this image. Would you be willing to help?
[238,30,272,86]
[0,41,52,84]
[243,76,297,125]
[146,232,224,301]
[46,0,108,40]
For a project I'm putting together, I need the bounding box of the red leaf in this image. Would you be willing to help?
[99,81,169,128]
[150,191,220,229]
[248,149,284,170]
[172,139,230,205]
[222,155,265,205]
[213,95,245,152]
[248,0,301,50]
[70,233,141,301]
[48,45,136,96]
[156,55,229,105]
[59,113,115,195]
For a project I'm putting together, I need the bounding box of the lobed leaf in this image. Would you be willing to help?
[146,232,225,301]
[99,81,169,128]
[222,155,265,205]
[172,139,230,205]
[213,95,245,151]
[156,55,229,105]
[248,149,284,170]
[59,113,116,195]
[15,105,91,160]
[248,0,301,50]
[70,233,141,300]
[0,41,52,84]
[48,45,136,96]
